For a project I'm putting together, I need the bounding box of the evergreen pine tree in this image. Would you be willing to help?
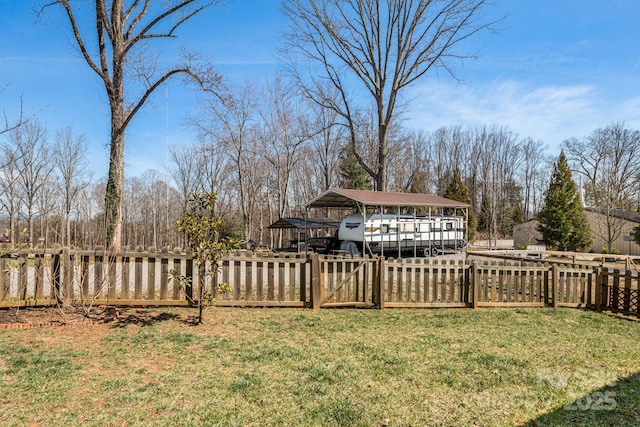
[500,179,524,235]
[408,170,429,194]
[443,168,477,241]
[338,148,372,190]
[477,194,491,233]
[537,151,592,251]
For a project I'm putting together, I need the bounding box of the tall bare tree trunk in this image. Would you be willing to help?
[105,132,124,249]
[105,39,125,246]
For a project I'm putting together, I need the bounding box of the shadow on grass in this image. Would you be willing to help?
[522,372,640,427]
[600,311,640,323]
[110,309,180,328]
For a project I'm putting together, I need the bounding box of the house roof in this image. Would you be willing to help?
[267,217,341,230]
[305,188,469,209]
[515,208,640,228]
[585,207,640,223]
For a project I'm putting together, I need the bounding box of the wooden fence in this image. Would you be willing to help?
[0,249,637,317]
[598,268,640,317]
[0,249,309,308]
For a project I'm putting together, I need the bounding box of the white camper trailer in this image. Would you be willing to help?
[338,213,466,257]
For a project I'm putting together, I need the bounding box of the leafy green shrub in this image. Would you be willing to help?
[174,193,239,324]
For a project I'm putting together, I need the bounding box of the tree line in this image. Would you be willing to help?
[3,87,639,250]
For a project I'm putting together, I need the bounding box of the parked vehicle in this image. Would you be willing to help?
[0,233,10,243]
[338,213,466,256]
[307,236,340,254]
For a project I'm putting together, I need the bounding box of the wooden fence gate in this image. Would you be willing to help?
[311,255,380,309]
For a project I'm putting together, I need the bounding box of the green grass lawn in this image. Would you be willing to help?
[0,307,639,426]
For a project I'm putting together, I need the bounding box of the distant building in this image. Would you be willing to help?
[513,209,640,255]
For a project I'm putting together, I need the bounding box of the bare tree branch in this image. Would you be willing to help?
[283,0,497,190]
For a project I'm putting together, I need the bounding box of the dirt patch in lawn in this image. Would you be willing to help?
[0,306,118,327]
[0,305,213,328]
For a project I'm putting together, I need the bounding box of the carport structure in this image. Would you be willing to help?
[267,217,340,251]
[305,188,469,258]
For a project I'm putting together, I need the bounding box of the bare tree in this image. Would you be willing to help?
[259,76,313,246]
[123,176,144,247]
[284,0,494,191]
[53,127,91,247]
[78,185,101,246]
[8,120,54,247]
[388,129,432,193]
[0,143,22,246]
[564,122,640,251]
[308,96,345,192]
[429,126,474,195]
[1,85,27,136]
[519,137,547,220]
[291,145,323,209]
[140,169,167,249]
[44,0,223,250]
[474,125,522,244]
[170,143,205,218]
[36,175,59,247]
[190,82,261,241]
[73,180,106,247]
[198,140,236,227]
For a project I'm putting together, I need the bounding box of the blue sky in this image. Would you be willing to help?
[1,0,640,179]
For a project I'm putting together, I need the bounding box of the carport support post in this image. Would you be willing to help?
[311,253,324,310]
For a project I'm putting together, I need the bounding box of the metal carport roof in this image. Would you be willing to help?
[267,217,340,229]
[304,188,469,209]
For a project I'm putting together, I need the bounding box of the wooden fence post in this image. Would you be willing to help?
[108,254,116,300]
[612,269,621,311]
[463,261,470,304]
[185,258,194,306]
[122,256,130,300]
[311,253,323,310]
[172,258,181,300]
[600,267,609,310]
[372,256,379,307]
[81,254,90,301]
[64,248,73,302]
[134,256,143,300]
[148,257,156,300]
[595,267,602,312]
[624,269,632,312]
[19,256,28,301]
[378,256,385,310]
[94,253,103,298]
[543,265,550,306]
[160,257,169,300]
[0,258,7,302]
[299,257,307,305]
[552,264,559,308]
[53,250,62,305]
[34,255,43,301]
[471,261,479,309]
